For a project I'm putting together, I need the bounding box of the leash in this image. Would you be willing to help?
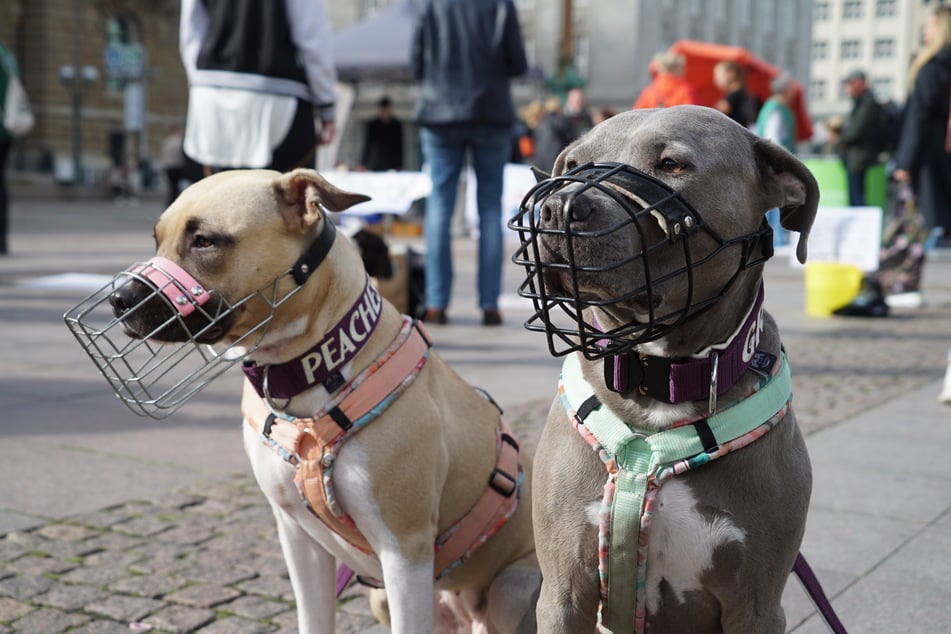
[561,350,793,633]
[793,552,849,633]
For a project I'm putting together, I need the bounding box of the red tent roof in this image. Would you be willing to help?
[669,40,814,141]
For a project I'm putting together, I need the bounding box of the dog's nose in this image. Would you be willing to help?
[541,191,596,224]
[109,281,146,317]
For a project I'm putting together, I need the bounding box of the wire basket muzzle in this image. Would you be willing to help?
[64,259,296,419]
[508,162,719,359]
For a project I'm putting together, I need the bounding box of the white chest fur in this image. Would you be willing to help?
[242,421,385,579]
[644,479,746,612]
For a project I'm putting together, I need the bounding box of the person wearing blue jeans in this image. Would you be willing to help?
[420,124,511,325]
[411,0,528,325]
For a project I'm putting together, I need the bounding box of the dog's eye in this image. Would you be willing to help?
[658,158,685,173]
[193,235,216,249]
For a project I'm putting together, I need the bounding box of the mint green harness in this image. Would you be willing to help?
[559,351,792,633]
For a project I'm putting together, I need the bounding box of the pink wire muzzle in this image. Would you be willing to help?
[127,257,211,318]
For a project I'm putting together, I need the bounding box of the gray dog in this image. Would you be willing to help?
[510,105,818,633]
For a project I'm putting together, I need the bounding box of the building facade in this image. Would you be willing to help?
[2,0,185,187]
[809,0,936,121]
[3,0,937,189]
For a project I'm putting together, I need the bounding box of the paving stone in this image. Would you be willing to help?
[141,604,216,633]
[179,561,258,586]
[0,573,54,600]
[83,548,147,568]
[223,595,290,619]
[84,593,166,622]
[109,572,189,598]
[11,606,89,632]
[114,516,174,538]
[58,563,133,586]
[81,531,147,553]
[70,507,141,530]
[150,492,207,511]
[165,583,242,608]
[0,596,34,622]
[156,524,218,546]
[66,620,134,634]
[33,583,109,611]
[1,531,45,549]
[28,538,103,560]
[35,523,99,542]
[237,575,294,602]
[267,610,298,630]
[5,553,77,576]
[0,541,28,562]
[195,616,278,633]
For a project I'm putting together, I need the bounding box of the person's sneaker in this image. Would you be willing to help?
[885,291,924,308]
[482,309,503,326]
[421,308,448,325]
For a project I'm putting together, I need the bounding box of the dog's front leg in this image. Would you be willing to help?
[378,543,435,633]
[273,512,337,633]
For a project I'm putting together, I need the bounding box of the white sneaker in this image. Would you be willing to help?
[885,291,924,308]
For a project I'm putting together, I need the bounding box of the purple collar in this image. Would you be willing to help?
[243,279,383,399]
[603,285,775,404]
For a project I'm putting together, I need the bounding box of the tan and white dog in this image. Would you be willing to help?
[513,106,818,633]
[108,169,539,633]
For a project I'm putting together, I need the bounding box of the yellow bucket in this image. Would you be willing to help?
[803,262,864,317]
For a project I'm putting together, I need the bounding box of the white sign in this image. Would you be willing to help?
[323,170,432,216]
[105,43,144,80]
[788,206,883,272]
[123,82,145,132]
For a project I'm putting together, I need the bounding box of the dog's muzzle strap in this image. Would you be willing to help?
[127,257,212,317]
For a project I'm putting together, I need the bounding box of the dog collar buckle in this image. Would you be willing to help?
[603,351,673,399]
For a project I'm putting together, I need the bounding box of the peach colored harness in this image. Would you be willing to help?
[242,318,522,579]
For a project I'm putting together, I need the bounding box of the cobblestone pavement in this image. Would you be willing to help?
[2,196,950,632]
[2,302,949,632]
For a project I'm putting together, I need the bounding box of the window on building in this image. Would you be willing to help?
[361,0,386,15]
[872,77,893,100]
[104,14,140,94]
[815,2,830,20]
[843,0,863,19]
[876,0,896,17]
[874,38,895,57]
[810,79,826,101]
[812,40,828,60]
[841,39,862,59]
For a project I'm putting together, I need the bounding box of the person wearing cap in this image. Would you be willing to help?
[361,96,404,172]
[837,69,883,206]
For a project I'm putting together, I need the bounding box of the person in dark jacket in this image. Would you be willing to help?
[531,96,574,174]
[893,5,951,237]
[838,69,883,207]
[411,0,528,326]
[361,96,404,171]
[179,0,336,178]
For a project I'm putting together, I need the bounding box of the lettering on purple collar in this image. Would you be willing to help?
[742,305,765,364]
[300,284,383,386]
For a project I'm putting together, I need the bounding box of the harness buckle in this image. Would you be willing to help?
[708,351,719,414]
[488,467,517,498]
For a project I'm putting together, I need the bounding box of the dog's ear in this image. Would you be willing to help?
[753,140,820,263]
[272,169,371,232]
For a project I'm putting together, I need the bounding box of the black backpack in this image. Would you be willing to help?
[877,100,903,154]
